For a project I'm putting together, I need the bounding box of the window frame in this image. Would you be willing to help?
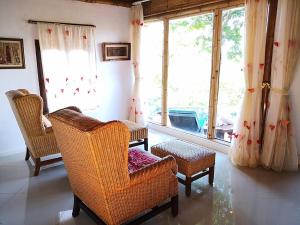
[144,1,245,144]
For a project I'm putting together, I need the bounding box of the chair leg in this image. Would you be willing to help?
[185,176,192,197]
[34,158,41,176]
[25,147,30,161]
[209,166,215,186]
[72,195,81,217]
[171,195,178,217]
[144,138,148,151]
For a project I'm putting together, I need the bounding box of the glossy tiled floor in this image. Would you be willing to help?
[1,131,300,225]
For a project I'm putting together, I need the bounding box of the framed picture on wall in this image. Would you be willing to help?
[102,42,131,61]
[0,38,25,69]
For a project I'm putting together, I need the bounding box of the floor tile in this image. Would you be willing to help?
[1,130,300,225]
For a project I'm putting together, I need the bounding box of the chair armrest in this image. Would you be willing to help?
[129,155,177,186]
[42,115,52,129]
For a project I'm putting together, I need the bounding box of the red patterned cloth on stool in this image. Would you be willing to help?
[128,148,159,173]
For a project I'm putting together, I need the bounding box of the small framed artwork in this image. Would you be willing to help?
[102,42,131,61]
[0,38,25,69]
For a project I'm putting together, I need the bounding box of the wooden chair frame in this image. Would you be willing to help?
[25,147,62,176]
[72,194,178,225]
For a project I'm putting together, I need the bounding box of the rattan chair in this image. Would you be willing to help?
[6,89,81,176]
[49,109,179,225]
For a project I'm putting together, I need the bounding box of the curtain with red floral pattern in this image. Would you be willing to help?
[37,23,99,112]
[260,0,300,171]
[129,4,146,125]
[230,0,268,167]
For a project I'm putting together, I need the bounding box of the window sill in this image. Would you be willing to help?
[148,122,231,154]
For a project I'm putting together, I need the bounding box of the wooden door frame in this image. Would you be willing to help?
[34,39,49,114]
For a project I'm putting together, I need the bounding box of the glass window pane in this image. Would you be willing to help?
[141,21,164,123]
[215,7,245,142]
[168,13,214,136]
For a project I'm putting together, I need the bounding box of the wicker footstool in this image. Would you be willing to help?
[122,120,148,151]
[151,139,215,196]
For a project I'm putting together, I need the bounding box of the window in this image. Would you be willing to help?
[141,5,245,144]
[216,7,245,142]
[36,23,99,113]
[168,13,213,136]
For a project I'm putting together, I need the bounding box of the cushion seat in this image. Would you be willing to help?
[151,140,215,176]
[128,148,159,173]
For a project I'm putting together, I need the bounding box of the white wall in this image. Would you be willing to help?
[0,0,132,156]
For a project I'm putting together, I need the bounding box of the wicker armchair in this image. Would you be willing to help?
[49,109,178,225]
[6,89,81,176]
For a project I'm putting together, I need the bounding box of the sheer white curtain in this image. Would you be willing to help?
[129,4,146,125]
[230,0,268,167]
[261,0,300,171]
[37,23,99,112]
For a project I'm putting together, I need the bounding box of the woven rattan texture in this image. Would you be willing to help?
[50,110,178,225]
[121,120,148,142]
[151,139,216,177]
[6,89,59,158]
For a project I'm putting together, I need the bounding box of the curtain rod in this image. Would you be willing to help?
[28,20,96,27]
[132,0,150,5]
